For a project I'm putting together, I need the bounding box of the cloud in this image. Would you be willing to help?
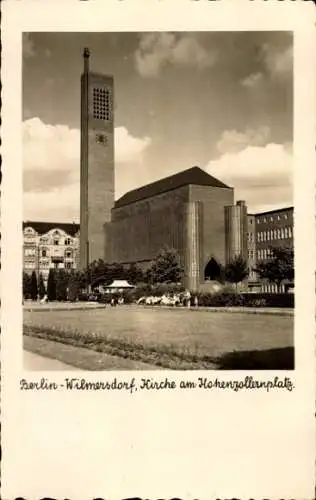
[240,42,292,89]
[241,72,263,89]
[216,126,270,155]
[23,118,80,174]
[115,127,151,164]
[207,141,292,212]
[23,118,151,221]
[262,43,293,78]
[24,185,80,223]
[135,33,217,77]
[23,33,36,58]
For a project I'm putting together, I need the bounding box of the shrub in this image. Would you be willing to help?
[194,292,245,307]
[78,293,89,301]
[190,292,294,308]
[242,293,294,309]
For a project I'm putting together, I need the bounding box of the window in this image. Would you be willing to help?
[281,228,285,239]
[24,248,35,257]
[284,227,288,238]
[93,87,112,121]
[24,263,35,269]
[65,262,72,269]
[270,216,273,222]
[277,215,280,221]
[42,249,47,257]
[274,229,277,239]
[263,217,267,223]
[288,227,292,238]
[54,240,59,245]
[65,249,73,258]
[267,231,270,241]
[65,238,72,246]
[276,229,281,239]
[284,214,288,220]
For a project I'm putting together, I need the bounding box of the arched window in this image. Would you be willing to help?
[280,228,285,239]
[284,227,288,238]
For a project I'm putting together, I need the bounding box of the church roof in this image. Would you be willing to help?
[115,166,231,208]
[23,221,80,236]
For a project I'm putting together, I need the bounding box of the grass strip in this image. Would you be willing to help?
[23,324,217,370]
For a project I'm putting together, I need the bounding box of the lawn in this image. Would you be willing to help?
[24,305,293,361]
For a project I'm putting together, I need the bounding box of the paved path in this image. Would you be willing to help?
[24,350,79,371]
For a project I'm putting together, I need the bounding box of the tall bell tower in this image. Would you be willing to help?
[80,47,114,269]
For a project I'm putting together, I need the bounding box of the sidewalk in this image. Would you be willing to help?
[23,336,159,371]
[24,350,79,371]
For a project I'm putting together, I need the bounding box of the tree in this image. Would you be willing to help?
[38,273,46,299]
[68,270,85,301]
[23,272,32,299]
[87,260,126,289]
[55,269,70,301]
[47,268,57,301]
[149,246,183,284]
[126,263,144,284]
[224,255,249,289]
[256,247,294,292]
[30,271,38,301]
[144,266,153,285]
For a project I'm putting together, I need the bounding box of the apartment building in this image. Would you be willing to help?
[23,221,80,283]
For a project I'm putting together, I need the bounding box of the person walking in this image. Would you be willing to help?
[184,289,191,308]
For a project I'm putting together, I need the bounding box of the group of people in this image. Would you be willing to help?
[110,296,124,307]
[136,291,198,308]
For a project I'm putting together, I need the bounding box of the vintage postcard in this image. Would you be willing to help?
[1,0,315,498]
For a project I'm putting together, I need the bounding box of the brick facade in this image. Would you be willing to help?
[105,168,234,290]
[80,50,114,268]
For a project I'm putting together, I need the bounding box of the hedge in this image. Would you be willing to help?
[191,292,294,309]
[80,288,294,309]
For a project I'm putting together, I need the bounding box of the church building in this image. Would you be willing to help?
[79,49,248,291]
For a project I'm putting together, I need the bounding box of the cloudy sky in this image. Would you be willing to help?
[23,31,293,222]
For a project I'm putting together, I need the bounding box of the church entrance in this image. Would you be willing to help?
[204,258,222,281]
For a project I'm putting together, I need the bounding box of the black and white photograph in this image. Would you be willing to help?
[3,2,316,499]
[22,31,295,371]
